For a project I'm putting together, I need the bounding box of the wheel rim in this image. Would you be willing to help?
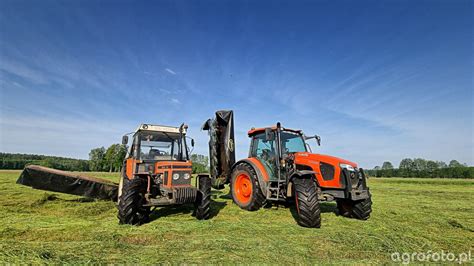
[234,173,252,205]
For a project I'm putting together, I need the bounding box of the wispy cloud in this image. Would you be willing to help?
[0,59,48,84]
[165,68,176,75]
[170,98,180,104]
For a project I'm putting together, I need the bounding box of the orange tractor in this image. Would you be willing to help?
[117,123,211,225]
[204,110,372,228]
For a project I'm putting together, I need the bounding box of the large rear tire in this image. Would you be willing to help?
[195,175,211,220]
[337,194,372,220]
[230,163,265,211]
[117,177,150,225]
[293,177,321,228]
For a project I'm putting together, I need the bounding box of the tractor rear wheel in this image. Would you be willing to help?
[195,175,211,220]
[230,163,265,211]
[293,177,321,228]
[337,194,372,220]
[117,177,150,225]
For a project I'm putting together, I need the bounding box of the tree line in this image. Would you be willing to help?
[1,145,209,174]
[366,158,473,178]
[88,145,209,173]
[0,153,90,171]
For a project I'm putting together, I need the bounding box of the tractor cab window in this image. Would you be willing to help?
[281,131,307,154]
[136,131,187,161]
[251,134,277,165]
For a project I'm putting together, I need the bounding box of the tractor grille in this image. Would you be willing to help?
[173,187,197,204]
[341,169,361,189]
[171,171,192,186]
[349,169,362,189]
[320,162,335,181]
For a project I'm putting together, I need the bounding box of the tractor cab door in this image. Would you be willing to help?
[250,133,278,181]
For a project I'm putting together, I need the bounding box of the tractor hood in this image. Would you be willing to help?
[293,152,358,189]
[294,152,358,168]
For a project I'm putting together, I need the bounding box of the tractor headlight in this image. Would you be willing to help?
[340,163,355,171]
[172,173,180,180]
[183,173,191,180]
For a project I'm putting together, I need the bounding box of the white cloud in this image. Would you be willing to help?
[170,98,180,104]
[165,68,176,75]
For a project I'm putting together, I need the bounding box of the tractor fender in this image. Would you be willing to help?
[289,170,320,186]
[287,170,320,198]
[232,158,268,195]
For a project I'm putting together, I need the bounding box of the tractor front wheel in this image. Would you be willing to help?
[195,175,211,220]
[337,194,372,220]
[293,177,321,228]
[117,177,150,225]
[230,163,265,211]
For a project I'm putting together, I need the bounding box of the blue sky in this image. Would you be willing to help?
[0,0,472,168]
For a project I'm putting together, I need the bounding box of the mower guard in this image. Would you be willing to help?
[202,110,236,189]
[17,165,118,200]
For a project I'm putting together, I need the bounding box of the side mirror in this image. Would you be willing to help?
[265,128,274,141]
[122,135,129,145]
[191,139,195,147]
[316,135,321,146]
[304,134,321,146]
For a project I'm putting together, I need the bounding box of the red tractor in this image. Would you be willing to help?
[118,123,211,225]
[204,110,372,228]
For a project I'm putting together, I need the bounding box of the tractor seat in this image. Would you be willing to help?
[149,149,161,159]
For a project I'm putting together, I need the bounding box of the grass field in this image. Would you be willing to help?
[0,170,472,264]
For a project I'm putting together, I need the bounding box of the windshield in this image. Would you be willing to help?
[135,131,187,161]
[281,131,307,154]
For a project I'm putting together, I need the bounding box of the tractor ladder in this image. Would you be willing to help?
[266,173,286,201]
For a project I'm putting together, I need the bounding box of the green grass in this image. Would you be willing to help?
[0,170,472,264]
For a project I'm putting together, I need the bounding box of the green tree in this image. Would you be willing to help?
[399,158,414,170]
[105,144,127,172]
[426,160,439,177]
[89,147,106,171]
[436,161,447,168]
[190,154,209,174]
[413,158,427,171]
[115,145,127,171]
[382,161,394,170]
[449,160,463,168]
[191,154,209,166]
[399,158,415,177]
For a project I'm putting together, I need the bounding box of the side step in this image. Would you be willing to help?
[266,181,286,201]
[17,165,119,201]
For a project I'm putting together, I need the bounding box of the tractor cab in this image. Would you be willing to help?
[248,127,306,181]
[122,124,192,178]
[124,123,191,160]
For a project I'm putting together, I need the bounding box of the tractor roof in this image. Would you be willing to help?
[247,126,302,137]
[135,124,187,134]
